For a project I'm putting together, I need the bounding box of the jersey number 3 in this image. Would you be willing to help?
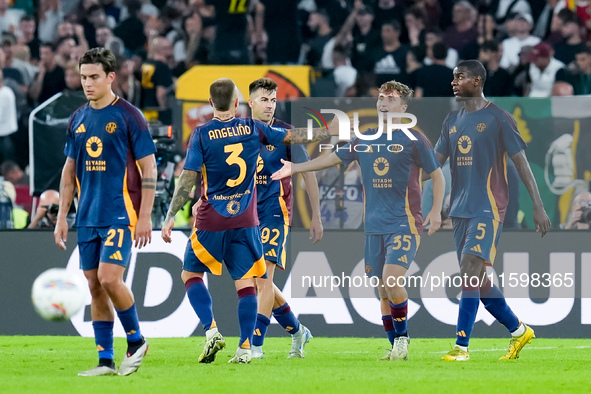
[225,143,246,187]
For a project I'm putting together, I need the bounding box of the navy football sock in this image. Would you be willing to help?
[456,290,480,347]
[382,315,396,346]
[389,300,408,337]
[272,302,301,334]
[253,313,271,347]
[116,304,143,343]
[237,287,257,349]
[481,283,520,332]
[93,321,114,361]
[185,277,215,331]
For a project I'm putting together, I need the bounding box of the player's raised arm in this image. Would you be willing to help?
[510,150,551,236]
[302,171,323,243]
[161,169,199,243]
[135,154,157,248]
[54,157,76,250]
[271,152,343,180]
[424,167,445,235]
[282,116,353,144]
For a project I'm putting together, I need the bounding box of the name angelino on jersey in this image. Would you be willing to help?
[208,125,252,140]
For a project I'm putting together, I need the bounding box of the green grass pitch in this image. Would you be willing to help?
[1,336,589,393]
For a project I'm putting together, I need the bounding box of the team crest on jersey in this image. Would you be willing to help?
[390,144,404,153]
[105,122,117,134]
[75,124,86,133]
[373,157,389,176]
[86,136,103,158]
[227,201,240,215]
[257,155,264,172]
[476,123,487,132]
[457,135,472,154]
[266,145,276,151]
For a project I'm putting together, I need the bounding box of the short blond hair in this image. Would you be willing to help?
[378,81,414,104]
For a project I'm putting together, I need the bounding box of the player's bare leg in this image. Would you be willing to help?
[78,269,117,376]
[383,264,410,361]
[97,262,148,375]
[182,270,226,363]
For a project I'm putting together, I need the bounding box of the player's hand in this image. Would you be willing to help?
[271,159,292,180]
[533,205,551,237]
[191,199,203,218]
[54,218,69,250]
[161,217,175,243]
[309,214,324,244]
[134,216,152,248]
[425,209,442,235]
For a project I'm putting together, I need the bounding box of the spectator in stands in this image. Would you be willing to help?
[479,40,513,97]
[551,80,574,96]
[207,0,260,64]
[82,4,109,48]
[372,19,408,85]
[405,45,424,89]
[415,42,453,97]
[423,28,458,69]
[140,36,174,124]
[0,160,26,186]
[554,13,586,66]
[558,46,591,95]
[11,44,36,86]
[416,0,441,30]
[489,0,532,26]
[18,15,40,63]
[112,58,140,107]
[0,0,24,34]
[460,12,498,61]
[500,12,540,71]
[335,2,381,74]
[63,64,82,93]
[28,42,66,105]
[332,44,357,97]
[405,5,427,48]
[101,0,121,24]
[2,32,26,84]
[533,0,563,40]
[55,36,77,69]
[28,189,74,229]
[526,41,565,97]
[261,0,300,64]
[372,0,406,43]
[37,0,62,44]
[0,69,17,164]
[304,9,334,69]
[561,190,591,230]
[443,1,477,54]
[114,0,146,54]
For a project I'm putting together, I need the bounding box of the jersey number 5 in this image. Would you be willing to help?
[225,143,246,187]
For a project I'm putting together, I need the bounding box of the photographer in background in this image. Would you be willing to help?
[28,189,74,229]
[561,190,591,230]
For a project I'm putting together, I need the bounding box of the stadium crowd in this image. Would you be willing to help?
[1,0,590,229]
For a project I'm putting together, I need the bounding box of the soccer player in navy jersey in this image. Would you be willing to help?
[54,48,157,376]
[161,78,336,364]
[434,60,551,361]
[247,78,323,359]
[272,81,445,361]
